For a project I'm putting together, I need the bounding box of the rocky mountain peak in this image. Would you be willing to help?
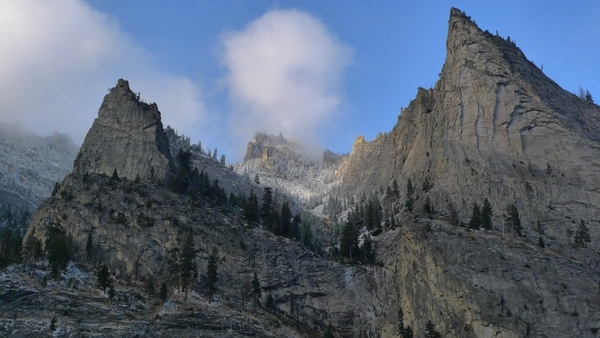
[73,79,172,181]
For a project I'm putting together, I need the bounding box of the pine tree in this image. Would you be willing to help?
[468,202,481,229]
[252,272,261,313]
[96,264,111,293]
[266,294,274,311]
[481,198,493,230]
[167,248,181,291]
[573,219,591,249]
[340,221,359,263]
[425,320,442,338]
[538,236,545,248]
[505,204,523,237]
[159,283,168,302]
[46,225,72,280]
[280,201,292,237]
[260,187,273,223]
[447,202,460,227]
[108,283,116,301]
[405,178,414,213]
[85,232,93,260]
[360,236,376,264]
[423,196,434,219]
[206,247,218,303]
[112,168,119,181]
[323,323,335,338]
[145,275,155,297]
[180,231,196,300]
[244,191,260,223]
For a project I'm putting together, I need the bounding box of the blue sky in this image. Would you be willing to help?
[1,1,598,162]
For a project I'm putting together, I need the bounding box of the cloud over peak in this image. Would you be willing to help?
[222,9,352,148]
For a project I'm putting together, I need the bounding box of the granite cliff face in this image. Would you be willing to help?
[73,79,172,182]
[340,8,600,248]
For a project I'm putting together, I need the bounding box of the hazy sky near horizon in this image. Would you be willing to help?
[0,0,598,161]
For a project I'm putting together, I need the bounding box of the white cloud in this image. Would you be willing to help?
[222,9,352,150]
[0,0,205,144]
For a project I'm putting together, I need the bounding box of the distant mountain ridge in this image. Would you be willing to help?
[0,124,77,213]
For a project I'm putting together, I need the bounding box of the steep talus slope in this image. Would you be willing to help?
[340,8,600,248]
[73,79,172,182]
[0,125,77,212]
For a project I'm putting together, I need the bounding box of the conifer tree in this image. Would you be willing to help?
[573,219,591,248]
[425,320,442,338]
[423,196,434,219]
[481,198,493,230]
[206,247,218,303]
[252,272,261,313]
[96,264,111,293]
[405,178,414,213]
[468,202,481,229]
[46,225,72,280]
[180,231,196,300]
[159,283,168,302]
[505,204,523,237]
[85,232,93,260]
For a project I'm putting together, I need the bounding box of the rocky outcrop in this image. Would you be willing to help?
[339,8,600,250]
[73,79,172,182]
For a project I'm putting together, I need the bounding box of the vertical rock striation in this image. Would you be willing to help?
[73,79,172,181]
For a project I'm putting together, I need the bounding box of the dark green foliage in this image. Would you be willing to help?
[51,182,60,197]
[279,201,292,237]
[340,221,359,263]
[244,190,260,223]
[468,203,481,229]
[50,317,57,333]
[425,320,442,338]
[96,264,111,292]
[405,178,414,213]
[360,236,376,264]
[159,283,168,302]
[398,306,413,338]
[505,204,523,237]
[252,272,261,312]
[46,225,72,279]
[423,196,434,219]
[573,219,591,249]
[167,248,181,291]
[265,294,274,311]
[447,202,460,227]
[207,247,218,303]
[0,227,22,269]
[108,283,116,301]
[22,235,43,263]
[538,236,545,248]
[260,187,273,223]
[85,232,93,260]
[481,198,493,230]
[364,196,382,231]
[112,168,119,181]
[323,323,335,338]
[180,231,197,299]
[146,275,155,296]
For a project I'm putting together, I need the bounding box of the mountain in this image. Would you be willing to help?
[338,8,600,251]
[236,132,344,209]
[9,7,600,337]
[0,124,77,214]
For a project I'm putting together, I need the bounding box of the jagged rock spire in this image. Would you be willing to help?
[73,79,171,181]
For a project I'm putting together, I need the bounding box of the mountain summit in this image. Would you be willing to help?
[73,79,172,182]
[340,8,600,247]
